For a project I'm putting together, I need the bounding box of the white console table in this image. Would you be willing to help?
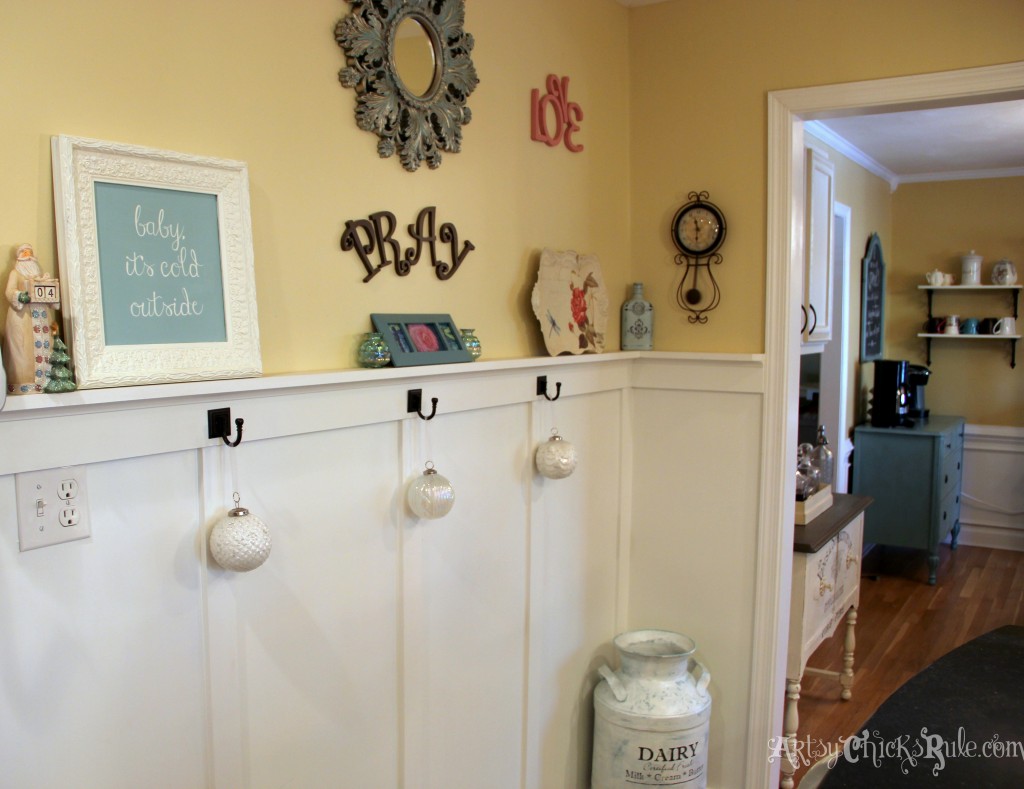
[780,494,871,789]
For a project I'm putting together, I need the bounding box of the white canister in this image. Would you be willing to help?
[592,629,711,789]
[961,250,982,286]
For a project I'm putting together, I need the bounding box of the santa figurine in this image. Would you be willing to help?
[3,243,60,395]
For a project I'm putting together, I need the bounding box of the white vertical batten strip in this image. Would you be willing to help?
[521,398,538,789]
[396,417,410,789]
[617,385,634,634]
[199,443,248,788]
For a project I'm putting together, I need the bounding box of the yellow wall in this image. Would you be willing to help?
[891,178,1024,426]
[0,0,632,374]
[3,0,1023,386]
[629,0,1024,353]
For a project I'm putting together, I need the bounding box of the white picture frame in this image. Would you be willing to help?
[51,135,261,389]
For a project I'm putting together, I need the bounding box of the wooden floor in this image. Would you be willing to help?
[790,542,1024,786]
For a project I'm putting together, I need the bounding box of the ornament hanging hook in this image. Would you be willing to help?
[407,389,439,420]
[207,408,244,447]
[536,375,561,401]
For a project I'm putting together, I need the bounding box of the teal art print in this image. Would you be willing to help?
[94,183,227,345]
[52,135,261,388]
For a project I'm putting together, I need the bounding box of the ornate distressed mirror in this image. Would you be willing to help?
[335,0,479,172]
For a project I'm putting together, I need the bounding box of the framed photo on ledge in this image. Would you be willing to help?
[371,313,472,366]
[51,135,262,388]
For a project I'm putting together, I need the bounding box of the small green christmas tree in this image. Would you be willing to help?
[43,336,77,393]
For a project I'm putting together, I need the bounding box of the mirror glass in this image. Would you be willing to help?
[393,17,436,98]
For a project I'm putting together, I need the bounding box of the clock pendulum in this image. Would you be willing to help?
[671,191,727,324]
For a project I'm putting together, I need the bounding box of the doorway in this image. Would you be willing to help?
[748,62,1024,789]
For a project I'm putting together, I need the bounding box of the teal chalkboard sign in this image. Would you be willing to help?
[94,182,227,345]
[860,233,885,362]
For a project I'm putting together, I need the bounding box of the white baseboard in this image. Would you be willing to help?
[959,424,1024,552]
[952,522,1024,552]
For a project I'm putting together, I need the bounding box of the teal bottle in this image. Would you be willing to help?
[621,282,653,350]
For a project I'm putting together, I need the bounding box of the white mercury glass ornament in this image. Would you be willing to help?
[209,492,272,572]
[407,461,455,519]
[535,429,578,479]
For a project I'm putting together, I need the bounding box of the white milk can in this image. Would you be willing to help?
[592,629,711,789]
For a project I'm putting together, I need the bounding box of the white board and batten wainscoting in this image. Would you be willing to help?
[958,424,1024,552]
[2,352,771,789]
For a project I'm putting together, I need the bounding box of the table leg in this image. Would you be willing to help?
[780,676,801,789]
[840,607,857,700]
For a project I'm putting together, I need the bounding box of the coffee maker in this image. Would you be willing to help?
[905,364,931,419]
[869,359,912,427]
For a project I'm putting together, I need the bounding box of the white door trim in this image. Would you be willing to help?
[753,61,1024,789]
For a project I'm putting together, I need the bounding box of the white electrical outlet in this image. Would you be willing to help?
[16,465,91,551]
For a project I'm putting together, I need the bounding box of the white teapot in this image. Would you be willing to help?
[926,269,945,286]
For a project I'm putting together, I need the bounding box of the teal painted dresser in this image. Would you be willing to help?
[851,415,965,584]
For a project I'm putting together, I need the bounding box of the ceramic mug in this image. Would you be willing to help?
[943,315,960,335]
[943,273,956,286]
[925,317,946,334]
[979,317,999,335]
[961,318,979,335]
[993,317,1017,336]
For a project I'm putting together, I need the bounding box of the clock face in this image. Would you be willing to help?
[672,202,725,256]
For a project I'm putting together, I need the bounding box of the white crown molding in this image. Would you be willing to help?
[804,120,900,191]
[898,166,1024,185]
[806,120,1024,190]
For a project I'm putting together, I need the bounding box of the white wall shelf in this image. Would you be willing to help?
[917,284,1021,368]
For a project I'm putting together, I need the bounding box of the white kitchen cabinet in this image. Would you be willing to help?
[802,147,834,349]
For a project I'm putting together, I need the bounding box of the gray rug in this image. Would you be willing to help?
[821,625,1024,787]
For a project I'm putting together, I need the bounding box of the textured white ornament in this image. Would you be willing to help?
[209,493,272,572]
[535,430,578,479]
[407,461,455,519]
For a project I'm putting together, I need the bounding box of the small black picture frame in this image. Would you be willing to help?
[370,313,472,367]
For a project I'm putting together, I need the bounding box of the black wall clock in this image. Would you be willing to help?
[671,191,727,324]
[672,194,727,257]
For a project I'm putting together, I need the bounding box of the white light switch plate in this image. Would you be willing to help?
[16,465,91,551]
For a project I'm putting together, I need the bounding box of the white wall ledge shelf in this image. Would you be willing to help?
[1,350,765,416]
[0,351,765,477]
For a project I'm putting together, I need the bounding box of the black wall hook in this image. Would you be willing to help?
[208,408,245,446]
[407,389,439,420]
[536,375,561,401]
